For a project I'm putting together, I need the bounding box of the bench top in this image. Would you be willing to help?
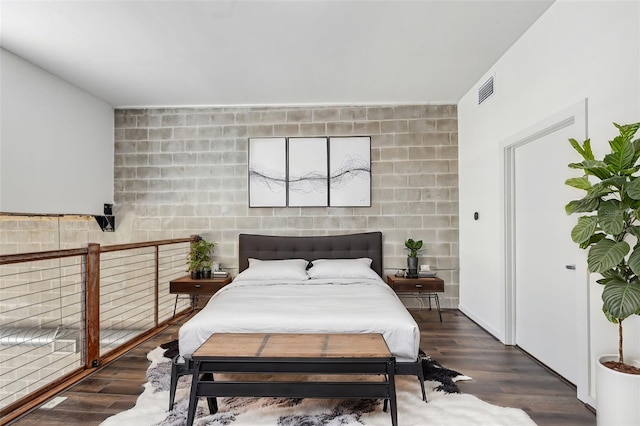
[193,333,391,359]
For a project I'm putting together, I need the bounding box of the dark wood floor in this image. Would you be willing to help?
[10,309,595,426]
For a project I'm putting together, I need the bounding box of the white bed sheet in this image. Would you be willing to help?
[178,277,420,363]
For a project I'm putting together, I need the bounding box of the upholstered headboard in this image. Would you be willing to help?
[238,232,383,277]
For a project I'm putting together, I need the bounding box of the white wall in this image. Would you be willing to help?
[0,49,113,216]
[458,0,640,402]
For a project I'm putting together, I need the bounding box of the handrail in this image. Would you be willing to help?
[0,248,88,265]
[100,237,195,253]
[0,237,197,265]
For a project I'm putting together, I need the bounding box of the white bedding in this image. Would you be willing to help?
[178,277,420,363]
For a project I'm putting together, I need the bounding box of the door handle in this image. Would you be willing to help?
[565,265,576,270]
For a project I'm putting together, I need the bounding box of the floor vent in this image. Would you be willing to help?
[41,396,67,409]
[478,76,494,105]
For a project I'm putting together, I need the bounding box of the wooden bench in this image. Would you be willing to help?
[185,333,398,426]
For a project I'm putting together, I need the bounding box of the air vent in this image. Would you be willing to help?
[52,338,78,354]
[478,76,494,105]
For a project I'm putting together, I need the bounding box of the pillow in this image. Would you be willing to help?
[307,258,381,280]
[233,258,309,281]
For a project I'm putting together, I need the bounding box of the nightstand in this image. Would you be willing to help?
[170,275,232,316]
[386,275,444,321]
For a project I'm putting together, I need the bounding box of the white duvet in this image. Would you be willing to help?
[178,277,420,363]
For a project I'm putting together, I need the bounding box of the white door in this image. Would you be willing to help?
[510,104,588,389]
[514,128,578,383]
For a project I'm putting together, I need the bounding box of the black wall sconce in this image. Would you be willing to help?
[94,203,115,232]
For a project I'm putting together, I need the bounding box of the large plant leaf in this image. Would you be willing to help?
[579,232,606,249]
[597,200,625,235]
[613,123,640,173]
[598,176,627,190]
[632,138,640,164]
[626,177,640,200]
[597,270,626,285]
[602,305,620,324]
[570,160,612,180]
[620,167,639,176]
[628,247,640,276]
[587,238,629,273]
[571,216,598,243]
[604,137,635,173]
[565,177,592,191]
[569,138,595,161]
[602,280,640,320]
[585,182,614,199]
[610,134,629,151]
[600,269,623,279]
[565,198,599,214]
[627,225,640,242]
[615,122,640,142]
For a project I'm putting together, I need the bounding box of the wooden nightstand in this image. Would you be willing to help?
[386,275,444,321]
[170,275,232,316]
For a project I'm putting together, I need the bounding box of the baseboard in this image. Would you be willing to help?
[457,304,504,343]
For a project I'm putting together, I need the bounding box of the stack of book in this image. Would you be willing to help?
[418,271,437,278]
[212,270,229,278]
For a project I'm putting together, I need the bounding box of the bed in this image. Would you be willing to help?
[175,232,426,405]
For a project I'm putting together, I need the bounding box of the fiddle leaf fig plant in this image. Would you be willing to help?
[566,121,640,366]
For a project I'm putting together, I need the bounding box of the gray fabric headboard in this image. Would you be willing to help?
[238,232,383,278]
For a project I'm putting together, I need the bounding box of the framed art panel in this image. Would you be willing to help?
[328,136,371,207]
[288,137,328,207]
[248,137,287,207]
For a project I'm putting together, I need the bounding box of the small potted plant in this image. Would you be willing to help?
[565,121,640,425]
[404,238,423,278]
[201,259,212,279]
[187,237,216,279]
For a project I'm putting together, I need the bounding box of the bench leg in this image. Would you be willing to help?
[207,396,218,415]
[200,373,218,414]
[170,356,193,410]
[388,362,398,426]
[186,361,201,426]
[169,362,178,410]
[417,366,427,402]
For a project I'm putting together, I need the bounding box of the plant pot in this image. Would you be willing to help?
[596,355,640,425]
[407,257,418,278]
[190,270,201,280]
[202,268,212,279]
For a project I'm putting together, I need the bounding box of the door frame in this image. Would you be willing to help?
[501,99,592,404]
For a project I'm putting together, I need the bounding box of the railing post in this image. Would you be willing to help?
[85,243,100,368]
[154,245,159,326]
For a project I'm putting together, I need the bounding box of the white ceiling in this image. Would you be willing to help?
[0,0,554,108]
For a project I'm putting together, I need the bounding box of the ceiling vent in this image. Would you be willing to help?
[478,76,494,105]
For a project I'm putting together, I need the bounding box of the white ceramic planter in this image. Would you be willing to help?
[596,355,640,426]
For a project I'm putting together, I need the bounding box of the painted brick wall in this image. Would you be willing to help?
[113,104,459,307]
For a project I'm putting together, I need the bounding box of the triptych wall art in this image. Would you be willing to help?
[248,136,371,207]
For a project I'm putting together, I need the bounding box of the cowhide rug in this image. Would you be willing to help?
[100,341,536,426]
